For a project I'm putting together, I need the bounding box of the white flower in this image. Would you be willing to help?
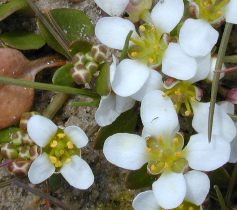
[133,170,210,210]
[103,90,230,209]
[27,115,94,189]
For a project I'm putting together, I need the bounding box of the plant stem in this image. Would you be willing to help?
[120,31,133,61]
[214,185,228,210]
[226,163,237,206]
[208,23,233,142]
[0,76,99,98]
[224,55,237,63]
[43,93,69,119]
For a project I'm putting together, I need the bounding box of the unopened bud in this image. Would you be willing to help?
[227,88,237,104]
[20,112,38,132]
[91,44,109,64]
[85,61,98,75]
[72,52,86,65]
[8,160,31,177]
[29,145,41,160]
[1,143,18,159]
[11,131,23,146]
[22,133,33,145]
[71,64,92,84]
[18,146,30,159]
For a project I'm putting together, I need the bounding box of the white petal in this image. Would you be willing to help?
[189,54,211,83]
[162,43,197,80]
[151,0,184,33]
[132,191,160,210]
[152,172,186,209]
[95,0,129,16]
[95,95,120,127]
[207,56,225,81]
[141,90,179,138]
[179,18,219,57]
[185,133,230,171]
[131,70,163,101]
[192,102,237,142]
[230,129,237,163]
[218,101,235,115]
[112,59,150,97]
[60,156,94,189]
[28,153,55,184]
[64,126,88,148]
[184,170,210,205]
[27,115,57,147]
[110,55,118,83]
[225,0,237,24]
[115,95,135,113]
[95,17,135,50]
[103,133,147,170]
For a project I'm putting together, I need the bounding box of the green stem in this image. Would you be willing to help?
[224,55,237,63]
[208,23,233,142]
[226,163,237,205]
[214,185,228,210]
[0,76,99,98]
[43,93,69,119]
[120,31,133,61]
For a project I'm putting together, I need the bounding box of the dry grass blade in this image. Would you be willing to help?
[208,23,233,142]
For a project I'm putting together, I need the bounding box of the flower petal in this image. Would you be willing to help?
[95,17,135,50]
[230,129,237,163]
[192,102,237,142]
[225,0,237,24]
[152,172,186,209]
[207,56,225,81]
[184,170,210,205]
[179,18,219,57]
[28,153,55,184]
[110,55,118,83]
[112,59,150,97]
[141,90,179,138]
[162,43,197,80]
[218,101,235,115]
[64,126,88,148]
[132,191,160,210]
[95,95,120,127]
[60,156,94,189]
[95,0,129,16]
[151,0,184,33]
[103,133,147,170]
[115,95,135,113]
[185,133,230,171]
[27,115,57,147]
[189,54,211,83]
[131,69,163,101]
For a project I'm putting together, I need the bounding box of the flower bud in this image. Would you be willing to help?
[11,131,23,146]
[18,146,30,159]
[71,64,92,84]
[8,160,31,177]
[91,44,109,64]
[72,52,86,66]
[20,112,38,132]
[227,88,237,104]
[22,133,33,145]
[29,145,41,160]
[85,61,98,75]
[1,143,18,159]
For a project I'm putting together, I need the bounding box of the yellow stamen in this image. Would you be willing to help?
[57,133,65,139]
[173,137,179,145]
[50,140,58,148]
[175,152,182,158]
[139,25,146,32]
[49,156,57,164]
[151,164,156,171]
[148,58,154,64]
[185,110,192,116]
[67,141,74,149]
[188,207,194,210]
[131,51,138,57]
[55,160,62,168]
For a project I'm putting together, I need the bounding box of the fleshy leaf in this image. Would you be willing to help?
[0,0,27,21]
[52,64,74,86]
[125,164,157,189]
[69,40,92,55]
[94,107,138,149]
[0,31,45,50]
[96,63,111,96]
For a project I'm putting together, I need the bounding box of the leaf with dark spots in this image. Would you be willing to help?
[0,48,65,129]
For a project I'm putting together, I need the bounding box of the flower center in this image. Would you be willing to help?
[44,129,80,169]
[192,0,229,23]
[161,201,200,210]
[146,134,187,175]
[128,24,168,67]
[163,81,198,116]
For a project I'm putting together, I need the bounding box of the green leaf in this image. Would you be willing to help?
[49,174,62,192]
[38,8,94,56]
[96,63,111,96]
[94,107,138,150]
[125,164,157,190]
[69,39,92,55]
[52,64,74,86]
[0,127,21,144]
[0,0,27,21]
[0,31,45,50]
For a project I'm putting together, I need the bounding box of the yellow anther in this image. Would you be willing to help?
[191,96,196,102]
[147,148,152,152]
[175,90,181,96]
[148,58,154,64]
[55,160,63,168]
[67,141,74,149]
[164,162,169,169]
[151,164,157,171]
[175,152,182,158]
[151,26,156,32]
[139,25,146,32]
[57,133,65,139]
[131,51,138,57]
[185,110,192,116]
[49,156,57,164]
[65,158,72,164]
[188,207,194,210]
[173,137,179,145]
[50,140,58,148]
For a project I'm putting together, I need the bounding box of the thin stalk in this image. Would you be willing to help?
[208,23,233,142]
[12,179,70,210]
[0,76,99,98]
[43,93,69,118]
[120,31,133,61]
[226,163,237,206]
[214,185,228,210]
[224,55,237,63]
